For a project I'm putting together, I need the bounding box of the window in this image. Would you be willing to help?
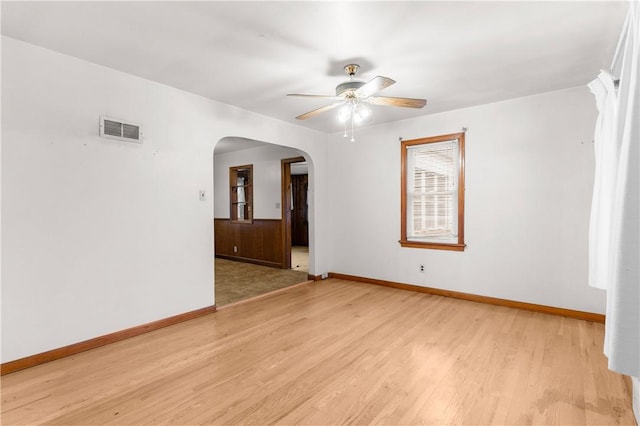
[400,132,465,251]
[230,164,253,223]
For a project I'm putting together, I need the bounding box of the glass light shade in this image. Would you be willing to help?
[337,105,351,123]
[353,105,370,124]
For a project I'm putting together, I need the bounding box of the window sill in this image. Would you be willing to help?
[399,240,466,251]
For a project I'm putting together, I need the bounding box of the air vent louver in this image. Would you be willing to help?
[99,116,142,143]
[122,123,140,140]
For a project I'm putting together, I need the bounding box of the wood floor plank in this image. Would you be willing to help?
[1,279,635,425]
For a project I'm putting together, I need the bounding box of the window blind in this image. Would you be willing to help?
[406,140,458,241]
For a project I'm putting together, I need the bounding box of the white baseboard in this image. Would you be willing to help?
[633,376,639,424]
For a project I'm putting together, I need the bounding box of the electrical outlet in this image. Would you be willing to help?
[233,246,238,253]
[419,264,425,273]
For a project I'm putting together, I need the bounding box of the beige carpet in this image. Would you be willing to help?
[215,258,308,307]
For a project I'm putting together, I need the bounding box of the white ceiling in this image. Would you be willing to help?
[1,1,628,134]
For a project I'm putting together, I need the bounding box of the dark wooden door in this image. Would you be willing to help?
[291,174,308,246]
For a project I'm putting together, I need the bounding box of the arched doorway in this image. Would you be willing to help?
[213,137,314,307]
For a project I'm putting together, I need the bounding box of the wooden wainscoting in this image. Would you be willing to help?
[214,218,284,268]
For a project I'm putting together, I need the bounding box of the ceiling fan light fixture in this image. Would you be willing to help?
[287,63,426,142]
[338,101,370,142]
[338,104,351,123]
[353,104,370,123]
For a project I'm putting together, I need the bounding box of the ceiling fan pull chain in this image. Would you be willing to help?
[350,113,356,142]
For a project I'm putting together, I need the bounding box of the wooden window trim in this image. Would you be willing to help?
[400,132,466,251]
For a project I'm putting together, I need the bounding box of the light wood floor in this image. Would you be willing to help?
[1,279,635,425]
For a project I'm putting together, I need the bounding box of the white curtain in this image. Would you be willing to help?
[588,1,639,378]
[588,71,619,290]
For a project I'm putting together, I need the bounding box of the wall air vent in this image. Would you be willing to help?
[99,116,142,143]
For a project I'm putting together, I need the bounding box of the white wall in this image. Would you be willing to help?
[1,37,328,363]
[214,145,306,220]
[327,87,605,314]
[1,35,606,365]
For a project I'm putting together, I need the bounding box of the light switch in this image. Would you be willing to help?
[199,190,206,201]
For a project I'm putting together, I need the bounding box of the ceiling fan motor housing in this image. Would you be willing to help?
[336,81,365,97]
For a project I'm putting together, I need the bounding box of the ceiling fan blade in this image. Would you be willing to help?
[366,96,427,108]
[295,102,343,120]
[287,94,342,101]
[355,76,396,98]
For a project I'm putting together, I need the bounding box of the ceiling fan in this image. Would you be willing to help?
[287,64,427,121]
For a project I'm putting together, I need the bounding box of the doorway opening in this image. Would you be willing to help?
[214,138,313,307]
[281,157,309,274]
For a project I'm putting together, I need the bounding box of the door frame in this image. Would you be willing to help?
[281,156,306,269]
